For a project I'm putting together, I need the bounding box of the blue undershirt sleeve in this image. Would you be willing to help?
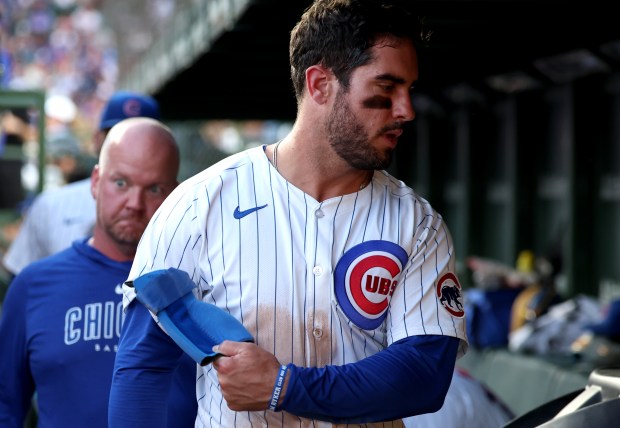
[108,300,185,428]
[0,274,35,428]
[279,335,459,423]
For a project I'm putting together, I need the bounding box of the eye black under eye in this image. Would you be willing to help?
[362,95,392,109]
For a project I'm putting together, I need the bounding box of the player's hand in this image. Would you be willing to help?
[212,341,285,411]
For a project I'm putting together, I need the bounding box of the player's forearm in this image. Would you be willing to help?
[109,301,184,428]
[108,369,172,428]
[279,335,459,423]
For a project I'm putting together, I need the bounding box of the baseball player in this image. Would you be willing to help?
[109,1,468,427]
[2,91,161,278]
[0,118,196,428]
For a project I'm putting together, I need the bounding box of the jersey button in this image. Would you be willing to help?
[315,209,324,218]
[313,329,323,338]
[312,266,323,276]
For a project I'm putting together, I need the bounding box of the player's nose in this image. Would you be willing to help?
[124,188,146,210]
[393,92,415,122]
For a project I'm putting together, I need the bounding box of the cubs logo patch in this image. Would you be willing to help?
[436,273,464,318]
[123,99,144,117]
[334,240,408,330]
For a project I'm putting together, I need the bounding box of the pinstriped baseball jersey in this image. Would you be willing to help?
[123,144,468,427]
[4,178,95,275]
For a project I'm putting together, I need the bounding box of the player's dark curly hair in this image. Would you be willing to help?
[289,0,423,104]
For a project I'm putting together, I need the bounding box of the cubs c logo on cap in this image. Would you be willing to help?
[123,99,143,117]
[334,240,408,330]
[436,272,464,317]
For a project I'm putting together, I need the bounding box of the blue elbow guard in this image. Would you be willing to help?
[129,268,254,366]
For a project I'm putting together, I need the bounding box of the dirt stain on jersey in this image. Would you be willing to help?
[253,305,332,367]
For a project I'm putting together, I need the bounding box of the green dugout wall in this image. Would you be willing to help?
[398,72,620,300]
[0,89,46,217]
[0,89,46,296]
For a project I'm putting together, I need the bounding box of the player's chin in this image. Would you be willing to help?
[378,138,394,152]
[113,225,147,245]
[374,147,393,169]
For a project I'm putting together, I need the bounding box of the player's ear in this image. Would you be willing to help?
[90,165,100,199]
[306,64,333,104]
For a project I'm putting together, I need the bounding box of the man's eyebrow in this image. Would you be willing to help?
[375,73,417,90]
[375,73,417,87]
[375,73,405,84]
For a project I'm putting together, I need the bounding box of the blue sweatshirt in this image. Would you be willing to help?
[0,238,197,428]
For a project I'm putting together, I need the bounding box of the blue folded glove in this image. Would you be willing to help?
[129,267,254,366]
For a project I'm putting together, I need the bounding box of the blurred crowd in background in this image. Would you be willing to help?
[1,0,118,140]
[0,0,122,198]
[0,0,185,130]
[0,0,291,187]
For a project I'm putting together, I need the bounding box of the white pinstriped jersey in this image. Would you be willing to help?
[123,145,468,428]
[3,178,95,275]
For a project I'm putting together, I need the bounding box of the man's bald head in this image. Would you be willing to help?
[91,117,180,260]
[99,117,179,172]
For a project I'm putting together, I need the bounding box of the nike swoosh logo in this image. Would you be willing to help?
[234,204,268,219]
[114,284,124,295]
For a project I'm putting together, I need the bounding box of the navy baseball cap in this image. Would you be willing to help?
[99,91,161,130]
